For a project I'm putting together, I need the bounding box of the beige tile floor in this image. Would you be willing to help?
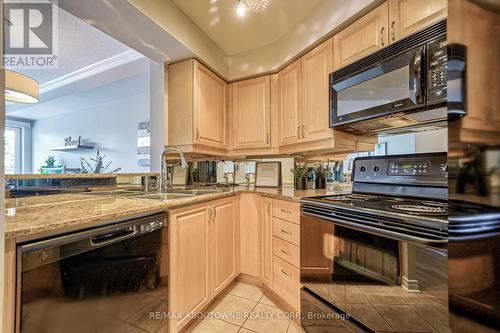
[189,282,305,333]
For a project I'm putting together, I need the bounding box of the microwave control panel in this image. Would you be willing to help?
[427,36,448,105]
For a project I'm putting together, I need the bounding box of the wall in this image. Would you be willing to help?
[379,128,448,155]
[31,92,150,173]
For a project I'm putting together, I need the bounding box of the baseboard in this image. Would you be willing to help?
[401,275,420,293]
[261,284,301,326]
[237,273,263,287]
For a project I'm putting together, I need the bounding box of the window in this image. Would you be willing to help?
[4,126,22,174]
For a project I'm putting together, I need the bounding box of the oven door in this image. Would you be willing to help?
[330,46,426,127]
[301,215,449,333]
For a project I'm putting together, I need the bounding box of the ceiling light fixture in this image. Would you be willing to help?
[236,0,247,17]
[5,70,40,104]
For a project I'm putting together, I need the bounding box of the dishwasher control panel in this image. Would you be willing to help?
[140,220,164,233]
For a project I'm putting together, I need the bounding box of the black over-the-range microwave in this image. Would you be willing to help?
[329,20,463,134]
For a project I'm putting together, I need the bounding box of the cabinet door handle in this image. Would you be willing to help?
[280,228,291,235]
[266,132,270,144]
[280,268,291,277]
[207,208,212,223]
[213,207,216,221]
[301,125,305,139]
[280,249,290,255]
[280,209,291,214]
[267,204,271,216]
[196,128,200,141]
[380,27,385,46]
[297,126,300,139]
[390,21,395,41]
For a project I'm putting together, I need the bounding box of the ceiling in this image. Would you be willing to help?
[172,0,324,55]
[6,7,132,85]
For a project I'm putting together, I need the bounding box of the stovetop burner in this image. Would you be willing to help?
[390,204,447,216]
[324,193,380,202]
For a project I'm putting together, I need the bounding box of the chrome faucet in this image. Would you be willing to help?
[160,146,188,191]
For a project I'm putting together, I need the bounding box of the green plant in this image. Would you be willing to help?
[45,155,56,167]
[80,149,122,174]
[314,164,331,179]
[290,164,311,179]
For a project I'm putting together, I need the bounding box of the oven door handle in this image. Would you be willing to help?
[302,210,447,248]
[409,46,425,105]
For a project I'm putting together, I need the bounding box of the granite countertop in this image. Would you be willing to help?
[4,185,351,241]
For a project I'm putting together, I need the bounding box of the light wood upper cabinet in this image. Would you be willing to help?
[194,62,226,148]
[279,60,302,146]
[333,2,389,71]
[231,76,271,149]
[388,0,447,42]
[261,197,273,289]
[211,198,237,295]
[167,59,227,154]
[169,203,211,332]
[301,39,334,142]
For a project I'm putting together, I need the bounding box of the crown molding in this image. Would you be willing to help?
[40,49,144,94]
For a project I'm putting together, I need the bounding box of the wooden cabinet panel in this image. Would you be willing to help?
[169,203,211,332]
[273,218,300,246]
[388,0,447,42]
[273,256,300,311]
[232,76,271,149]
[240,193,261,277]
[273,236,300,267]
[194,63,226,148]
[279,60,302,146]
[261,197,273,289]
[211,198,237,295]
[333,2,388,70]
[301,38,334,142]
[272,199,300,224]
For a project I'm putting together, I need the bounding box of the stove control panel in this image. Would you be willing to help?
[353,153,447,186]
[388,161,430,176]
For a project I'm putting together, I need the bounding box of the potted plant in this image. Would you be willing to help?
[291,164,311,190]
[314,164,331,189]
[45,155,56,168]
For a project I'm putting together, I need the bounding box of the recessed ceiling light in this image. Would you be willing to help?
[236,1,247,17]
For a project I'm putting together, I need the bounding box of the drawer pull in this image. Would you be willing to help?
[280,249,289,255]
[280,209,291,214]
[280,229,291,235]
[281,268,291,277]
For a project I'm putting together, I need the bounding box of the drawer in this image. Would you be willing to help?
[272,218,300,246]
[273,236,300,267]
[273,255,300,311]
[272,200,300,224]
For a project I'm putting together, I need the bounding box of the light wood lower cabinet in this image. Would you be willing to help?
[169,196,239,332]
[261,197,273,289]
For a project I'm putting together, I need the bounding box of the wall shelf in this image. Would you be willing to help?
[49,145,94,152]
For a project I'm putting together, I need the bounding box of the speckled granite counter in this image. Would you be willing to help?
[4,185,351,241]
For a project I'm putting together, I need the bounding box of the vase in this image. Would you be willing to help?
[295,177,307,190]
[315,177,327,189]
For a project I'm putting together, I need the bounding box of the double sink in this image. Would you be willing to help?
[86,188,228,201]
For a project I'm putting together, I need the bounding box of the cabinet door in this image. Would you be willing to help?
[194,62,226,148]
[232,76,271,149]
[301,39,334,142]
[279,60,302,146]
[261,197,273,289]
[333,2,388,70]
[388,0,447,43]
[211,198,237,295]
[170,204,211,332]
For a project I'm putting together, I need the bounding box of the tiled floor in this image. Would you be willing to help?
[189,282,305,333]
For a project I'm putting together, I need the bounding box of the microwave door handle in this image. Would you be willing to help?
[409,47,425,105]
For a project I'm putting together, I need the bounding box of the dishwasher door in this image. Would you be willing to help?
[17,213,169,333]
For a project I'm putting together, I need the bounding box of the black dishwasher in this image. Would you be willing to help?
[17,213,168,333]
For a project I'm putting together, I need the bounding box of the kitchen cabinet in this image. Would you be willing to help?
[279,59,302,146]
[169,202,212,332]
[333,2,389,71]
[301,38,335,143]
[388,0,447,42]
[261,197,273,289]
[167,59,227,155]
[448,0,500,145]
[169,196,239,332]
[230,76,271,150]
[211,198,238,295]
